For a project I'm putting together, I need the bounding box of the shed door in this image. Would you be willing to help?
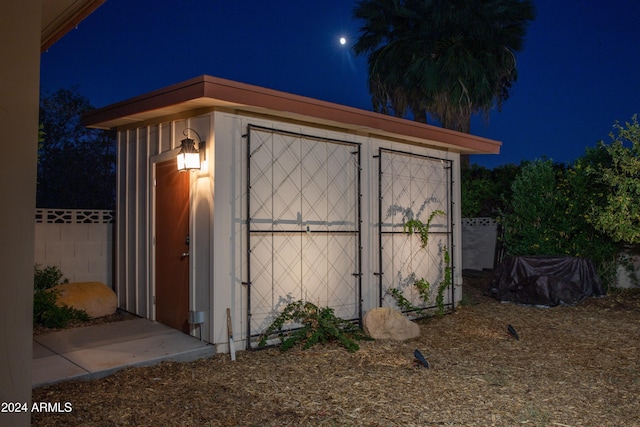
[155,159,190,333]
[247,126,361,346]
[378,148,454,312]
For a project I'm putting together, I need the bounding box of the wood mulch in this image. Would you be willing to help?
[32,275,640,427]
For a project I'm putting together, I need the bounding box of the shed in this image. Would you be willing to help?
[84,75,501,353]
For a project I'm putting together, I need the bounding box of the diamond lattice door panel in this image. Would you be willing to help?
[247,126,360,343]
[378,149,453,312]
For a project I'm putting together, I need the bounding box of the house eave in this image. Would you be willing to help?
[41,0,106,53]
[83,75,501,155]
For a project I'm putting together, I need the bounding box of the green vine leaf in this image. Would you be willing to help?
[259,300,370,352]
[403,210,445,248]
[389,210,452,316]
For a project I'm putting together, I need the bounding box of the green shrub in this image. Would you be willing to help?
[258,301,370,352]
[461,163,520,217]
[501,158,620,286]
[33,264,89,329]
[469,118,638,288]
[501,159,559,256]
[585,115,640,244]
[33,288,89,329]
[34,264,67,291]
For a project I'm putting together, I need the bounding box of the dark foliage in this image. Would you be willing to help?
[353,0,536,132]
[501,159,620,286]
[38,87,116,209]
[461,162,520,217]
[259,301,370,352]
[33,264,89,329]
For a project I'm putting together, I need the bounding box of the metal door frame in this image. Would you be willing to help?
[376,147,455,314]
[245,125,362,348]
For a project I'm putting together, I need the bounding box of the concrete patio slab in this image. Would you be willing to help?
[32,318,215,388]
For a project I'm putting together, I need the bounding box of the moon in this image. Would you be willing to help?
[339,37,347,46]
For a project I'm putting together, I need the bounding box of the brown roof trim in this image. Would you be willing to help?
[84,75,501,154]
[41,0,106,53]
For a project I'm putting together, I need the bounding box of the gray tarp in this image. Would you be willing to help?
[487,256,605,306]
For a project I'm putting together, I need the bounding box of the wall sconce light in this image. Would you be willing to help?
[177,128,205,172]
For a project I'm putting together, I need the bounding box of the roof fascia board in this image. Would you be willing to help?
[83,75,501,154]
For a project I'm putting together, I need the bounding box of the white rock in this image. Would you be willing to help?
[363,307,420,340]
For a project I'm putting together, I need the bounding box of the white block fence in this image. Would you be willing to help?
[34,209,114,286]
[461,217,499,271]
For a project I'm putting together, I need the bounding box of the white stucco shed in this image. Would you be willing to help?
[85,75,501,353]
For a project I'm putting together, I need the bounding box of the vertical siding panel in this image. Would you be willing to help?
[125,129,133,311]
[146,124,159,317]
[134,128,141,315]
[160,122,171,153]
[137,127,148,317]
[123,130,132,311]
[150,125,158,320]
[174,120,186,151]
[126,129,138,313]
[116,131,127,308]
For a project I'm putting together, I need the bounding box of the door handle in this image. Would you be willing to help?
[181,252,189,258]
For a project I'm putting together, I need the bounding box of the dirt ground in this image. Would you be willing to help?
[32,275,640,427]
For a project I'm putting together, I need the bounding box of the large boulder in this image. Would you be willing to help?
[363,307,420,340]
[52,281,117,318]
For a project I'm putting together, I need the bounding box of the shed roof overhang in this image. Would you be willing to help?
[84,75,501,155]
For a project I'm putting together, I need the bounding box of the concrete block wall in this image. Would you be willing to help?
[616,250,640,289]
[462,217,498,271]
[34,209,113,286]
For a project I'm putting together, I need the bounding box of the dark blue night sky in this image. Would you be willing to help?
[40,0,640,168]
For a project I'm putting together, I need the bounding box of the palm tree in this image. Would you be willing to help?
[353,0,536,132]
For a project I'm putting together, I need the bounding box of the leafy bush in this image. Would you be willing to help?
[34,264,67,291]
[559,149,620,282]
[501,158,620,285]
[461,163,520,217]
[34,289,89,329]
[33,264,89,329]
[472,116,639,287]
[258,301,370,352]
[501,159,559,256]
[585,115,640,244]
